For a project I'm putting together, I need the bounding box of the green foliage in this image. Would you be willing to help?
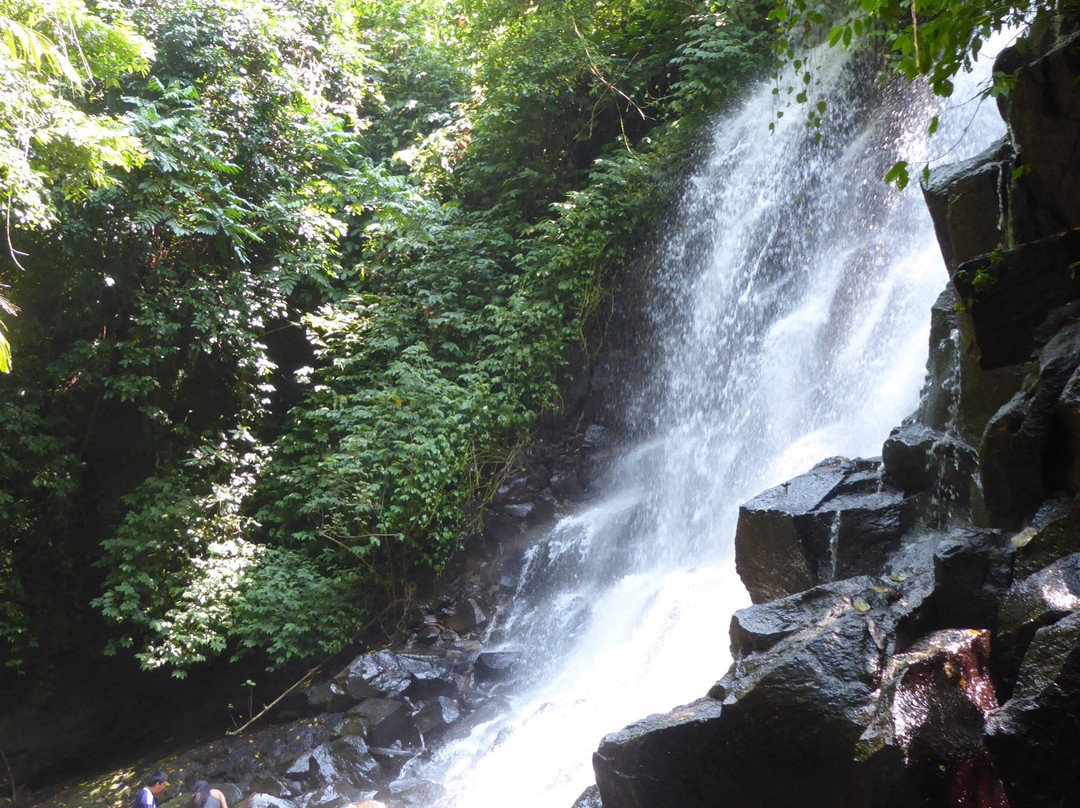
[766,0,1072,182]
[0,0,153,369]
[671,0,772,117]
[93,432,267,672]
[0,0,152,229]
[1,0,771,678]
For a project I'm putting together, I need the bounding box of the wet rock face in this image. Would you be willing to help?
[921,137,1013,275]
[980,317,1080,529]
[859,630,1009,808]
[916,286,1029,453]
[986,609,1080,808]
[735,456,910,603]
[995,552,1080,691]
[592,698,730,808]
[595,573,933,808]
[336,650,458,703]
[593,535,1027,808]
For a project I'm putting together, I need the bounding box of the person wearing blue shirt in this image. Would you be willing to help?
[134,770,169,808]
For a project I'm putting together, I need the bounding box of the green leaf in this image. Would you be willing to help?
[0,329,10,373]
[884,160,910,190]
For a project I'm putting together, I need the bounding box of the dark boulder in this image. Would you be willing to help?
[593,698,728,808]
[345,698,420,750]
[282,736,384,793]
[412,695,461,740]
[368,746,417,778]
[1057,363,1080,491]
[882,421,979,522]
[595,576,911,808]
[444,597,487,634]
[980,390,1052,529]
[729,575,926,661]
[306,736,384,790]
[734,486,819,602]
[1011,495,1080,578]
[336,650,457,702]
[980,319,1080,528]
[986,609,1080,808]
[382,776,447,807]
[473,650,522,684]
[931,529,1015,631]
[735,457,909,603]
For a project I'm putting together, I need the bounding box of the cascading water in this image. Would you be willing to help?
[409,37,1010,808]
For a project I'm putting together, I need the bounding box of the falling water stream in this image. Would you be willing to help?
[410,37,1011,808]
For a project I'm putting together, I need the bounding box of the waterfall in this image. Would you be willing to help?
[410,37,1009,808]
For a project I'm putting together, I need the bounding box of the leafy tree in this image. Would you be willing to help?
[0,0,152,371]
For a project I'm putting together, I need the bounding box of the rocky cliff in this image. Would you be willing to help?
[591,17,1080,808]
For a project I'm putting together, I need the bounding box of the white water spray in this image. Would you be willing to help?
[411,38,1011,808]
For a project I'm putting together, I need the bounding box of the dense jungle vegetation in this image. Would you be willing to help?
[0,0,775,688]
[0,0,1063,706]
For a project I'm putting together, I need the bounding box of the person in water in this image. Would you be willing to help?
[191,780,229,808]
[133,771,169,808]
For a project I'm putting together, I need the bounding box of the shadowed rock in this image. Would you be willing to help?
[1011,495,1080,578]
[996,552,1080,690]
[986,609,1080,808]
[980,319,1080,528]
[999,29,1080,242]
[931,529,1015,631]
[952,231,1080,371]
